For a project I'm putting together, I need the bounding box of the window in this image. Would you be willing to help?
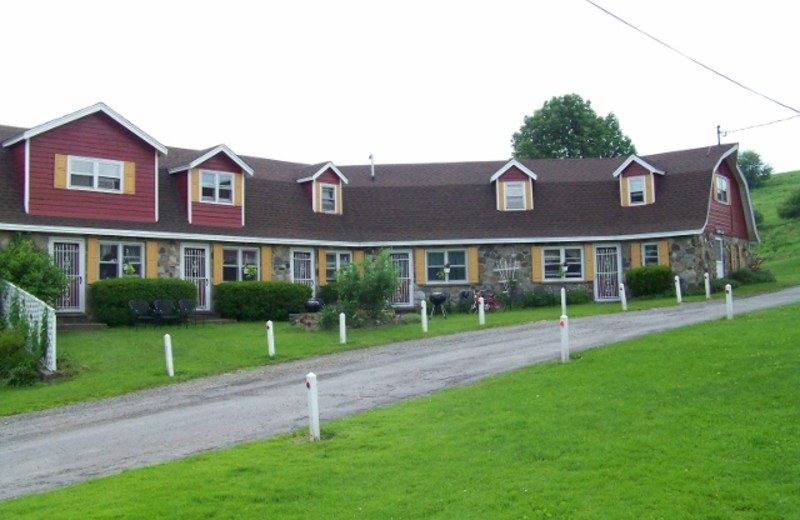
[642,243,659,266]
[504,182,525,210]
[321,184,337,213]
[325,251,351,282]
[99,242,143,279]
[426,250,466,282]
[715,175,729,204]
[200,170,234,204]
[543,247,583,280]
[222,247,259,281]
[627,176,645,205]
[292,250,314,289]
[68,156,123,192]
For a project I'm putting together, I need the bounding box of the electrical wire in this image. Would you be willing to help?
[584,0,800,115]
[721,114,800,136]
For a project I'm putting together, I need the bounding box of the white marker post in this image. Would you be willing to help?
[421,301,428,333]
[674,275,682,304]
[164,334,174,377]
[339,312,346,345]
[266,320,275,359]
[478,296,485,325]
[725,284,734,320]
[619,283,628,312]
[704,272,711,300]
[560,287,567,316]
[306,372,320,441]
[559,315,570,363]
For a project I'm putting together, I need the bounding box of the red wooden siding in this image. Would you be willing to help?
[190,202,242,228]
[11,143,25,201]
[175,171,189,212]
[196,153,241,172]
[26,112,157,222]
[706,161,748,239]
[498,167,529,182]
[316,169,340,185]
[620,163,649,177]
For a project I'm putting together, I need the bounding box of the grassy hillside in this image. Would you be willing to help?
[750,169,800,283]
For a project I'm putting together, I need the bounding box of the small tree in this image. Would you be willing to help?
[0,234,68,306]
[737,150,772,189]
[336,250,399,321]
[777,186,800,220]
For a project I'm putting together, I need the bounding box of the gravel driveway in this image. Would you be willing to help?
[2,287,799,502]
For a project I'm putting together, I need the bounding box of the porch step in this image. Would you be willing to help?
[56,314,108,332]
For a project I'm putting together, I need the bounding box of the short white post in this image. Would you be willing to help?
[421,301,428,332]
[674,275,682,304]
[619,283,628,312]
[164,334,174,377]
[339,312,346,345]
[266,320,275,359]
[478,296,486,325]
[725,284,734,320]
[559,315,569,363]
[560,287,567,316]
[704,272,711,300]
[306,372,320,441]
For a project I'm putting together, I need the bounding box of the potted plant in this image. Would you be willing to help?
[443,263,451,274]
[123,261,137,277]
[242,263,257,280]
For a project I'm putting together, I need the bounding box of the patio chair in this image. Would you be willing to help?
[153,299,181,326]
[129,299,156,329]
[177,298,199,327]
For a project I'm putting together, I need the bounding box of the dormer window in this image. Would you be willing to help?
[321,184,337,213]
[201,170,233,204]
[628,177,646,205]
[504,182,525,210]
[715,175,729,204]
[69,156,123,192]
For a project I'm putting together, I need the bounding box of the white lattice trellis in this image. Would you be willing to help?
[1,280,57,371]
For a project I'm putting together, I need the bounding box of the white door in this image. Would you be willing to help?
[390,251,413,307]
[714,238,725,278]
[182,245,210,310]
[595,245,621,301]
[50,239,85,312]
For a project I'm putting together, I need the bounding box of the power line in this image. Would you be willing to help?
[585,0,800,115]
[721,114,800,136]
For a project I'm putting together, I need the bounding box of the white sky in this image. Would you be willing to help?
[2,1,798,172]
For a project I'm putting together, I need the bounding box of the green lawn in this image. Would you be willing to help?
[2,303,798,519]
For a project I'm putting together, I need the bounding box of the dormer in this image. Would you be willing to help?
[167,144,254,228]
[490,159,537,211]
[612,155,665,207]
[296,162,348,215]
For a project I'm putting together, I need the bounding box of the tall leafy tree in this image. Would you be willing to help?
[512,94,636,159]
[0,234,68,306]
[737,149,773,189]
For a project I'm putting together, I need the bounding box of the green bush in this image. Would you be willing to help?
[319,282,339,304]
[0,234,68,306]
[90,278,198,326]
[625,265,674,297]
[566,287,592,305]
[318,304,342,330]
[777,186,800,220]
[710,278,740,293]
[0,330,38,387]
[337,250,399,320]
[729,269,776,285]
[214,281,311,321]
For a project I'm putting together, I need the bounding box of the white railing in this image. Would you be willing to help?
[1,280,57,371]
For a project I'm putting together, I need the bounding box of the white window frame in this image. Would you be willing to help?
[291,249,315,291]
[642,242,660,266]
[68,155,123,193]
[426,249,467,283]
[98,241,144,279]
[504,181,525,210]
[627,176,646,205]
[222,247,259,282]
[715,175,730,204]
[543,246,584,281]
[325,251,351,282]
[320,183,337,213]
[200,170,234,204]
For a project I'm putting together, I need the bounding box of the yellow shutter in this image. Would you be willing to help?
[54,154,67,189]
[336,184,342,214]
[314,182,321,213]
[738,245,744,270]
[497,182,505,211]
[728,244,735,272]
[86,238,98,284]
[212,243,223,285]
[353,249,365,263]
[526,179,533,210]
[531,246,542,282]
[415,248,426,285]
[318,249,327,286]
[467,247,479,283]
[631,241,641,268]
[658,240,669,266]
[146,241,158,278]
[191,169,200,202]
[123,161,136,195]
[645,174,653,204]
[584,244,594,281]
[234,174,243,207]
[620,177,628,206]
[261,246,272,281]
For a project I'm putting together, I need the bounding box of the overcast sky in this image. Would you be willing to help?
[3,1,798,172]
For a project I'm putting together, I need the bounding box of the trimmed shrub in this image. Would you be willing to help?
[710,277,740,293]
[90,278,198,326]
[625,265,674,297]
[566,287,592,305]
[319,282,339,305]
[0,330,38,387]
[729,269,776,285]
[214,281,311,321]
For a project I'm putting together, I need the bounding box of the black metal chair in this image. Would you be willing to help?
[153,299,181,326]
[129,299,156,329]
[177,298,199,327]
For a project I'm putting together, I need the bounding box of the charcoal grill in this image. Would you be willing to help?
[429,292,448,319]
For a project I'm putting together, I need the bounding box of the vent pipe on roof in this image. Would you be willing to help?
[370,153,375,181]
